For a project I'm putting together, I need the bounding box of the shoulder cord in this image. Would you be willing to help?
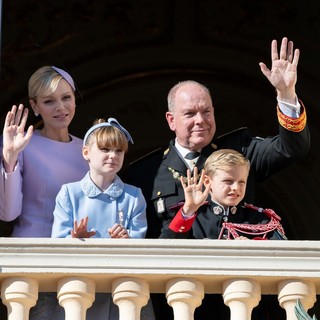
[218,203,286,240]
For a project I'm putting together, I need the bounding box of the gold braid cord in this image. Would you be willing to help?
[277,104,307,132]
[218,203,286,240]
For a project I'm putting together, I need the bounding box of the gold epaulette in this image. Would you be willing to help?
[277,104,307,132]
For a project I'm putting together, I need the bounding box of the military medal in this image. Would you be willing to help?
[157,198,165,214]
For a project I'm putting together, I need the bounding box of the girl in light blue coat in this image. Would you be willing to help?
[51,118,154,320]
[51,117,147,239]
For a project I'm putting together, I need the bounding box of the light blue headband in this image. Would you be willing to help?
[51,66,76,91]
[83,118,134,146]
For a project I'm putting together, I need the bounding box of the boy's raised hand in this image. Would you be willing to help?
[180,167,210,216]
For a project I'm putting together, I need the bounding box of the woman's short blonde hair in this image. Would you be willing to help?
[28,66,74,101]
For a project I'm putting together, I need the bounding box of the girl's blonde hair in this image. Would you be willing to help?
[85,119,128,152]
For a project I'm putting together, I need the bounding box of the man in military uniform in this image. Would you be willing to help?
[124,37,310,320]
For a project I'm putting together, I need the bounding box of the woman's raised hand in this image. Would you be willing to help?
[2,104,33,172]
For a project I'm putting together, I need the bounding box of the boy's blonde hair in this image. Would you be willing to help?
[85,118,128,152]
[204,149,250,177]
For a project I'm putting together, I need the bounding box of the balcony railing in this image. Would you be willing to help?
[0,238,319,320]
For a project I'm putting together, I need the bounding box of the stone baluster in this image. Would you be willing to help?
[112,277,149,320]
[278,279,316,320]
[223,278,261,320]
[57,277,95,320]
[166,278,204,320]
[1,277,38,320]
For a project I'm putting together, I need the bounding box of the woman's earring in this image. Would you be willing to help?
[34,112,39,117]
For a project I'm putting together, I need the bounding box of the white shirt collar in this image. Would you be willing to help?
[174,139,201,157]
[174,139,201,170]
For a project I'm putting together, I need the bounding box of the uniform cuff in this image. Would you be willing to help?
[168,207,196,233]
[277,100,307,132]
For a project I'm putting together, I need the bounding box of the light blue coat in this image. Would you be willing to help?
[49,173,153,320]
[51,172,147,238]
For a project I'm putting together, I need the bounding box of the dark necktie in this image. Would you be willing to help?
[185,151,200,160]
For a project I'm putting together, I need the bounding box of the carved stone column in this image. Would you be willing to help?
[57,276,95,320]
[166,278,204,320]
[223,278,261,320]
[278,279,316,320]
[1,277,38,320]
[112,277,149,320]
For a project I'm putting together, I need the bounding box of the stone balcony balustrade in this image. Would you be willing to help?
[0,238,319,320]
